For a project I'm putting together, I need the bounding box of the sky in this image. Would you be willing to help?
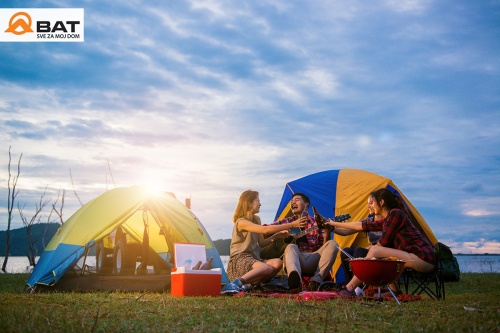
[0,0,499,254]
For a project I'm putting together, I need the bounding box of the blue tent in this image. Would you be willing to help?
[274,169,437,282]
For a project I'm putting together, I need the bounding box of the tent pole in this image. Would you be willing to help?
[80,247,90,276]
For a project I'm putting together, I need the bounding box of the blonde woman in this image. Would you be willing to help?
[222,190,306,294]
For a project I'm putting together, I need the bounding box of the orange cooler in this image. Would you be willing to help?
[171,267,222,296]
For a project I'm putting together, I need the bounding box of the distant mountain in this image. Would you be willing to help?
[212,238,231,255]
[0,223,60,256]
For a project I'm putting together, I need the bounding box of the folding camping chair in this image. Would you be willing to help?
[400,243,445,300]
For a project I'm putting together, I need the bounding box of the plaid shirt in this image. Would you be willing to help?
[362,208,436,264]
[272,215,324,252]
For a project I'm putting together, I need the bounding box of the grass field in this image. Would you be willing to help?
[0,273,499,332]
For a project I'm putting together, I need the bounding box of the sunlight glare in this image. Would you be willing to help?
[145,183,164,196]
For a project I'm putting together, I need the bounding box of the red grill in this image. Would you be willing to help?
[348,258,406,286]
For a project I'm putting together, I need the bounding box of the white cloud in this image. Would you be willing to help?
[384,0,431,13]
[188,0,234,20]
[0,0,499,252]
[445,240,500,254]
[461,197,500,217]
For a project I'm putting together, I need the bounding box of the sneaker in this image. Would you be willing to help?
[306,280,320,292]
[241,284,254,292]
[337,286,356,297]
[288,271,302,292]
[221,278,244,295]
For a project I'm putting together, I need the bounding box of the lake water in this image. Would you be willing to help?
[1,255,499,274]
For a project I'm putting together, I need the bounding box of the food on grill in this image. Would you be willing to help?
[350,256,400,261]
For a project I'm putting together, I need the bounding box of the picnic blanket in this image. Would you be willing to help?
[233,282,421,302]
[230,275,420,302]
[237,290,420,302]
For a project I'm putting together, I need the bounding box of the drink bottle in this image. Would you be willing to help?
[312,206,327,229]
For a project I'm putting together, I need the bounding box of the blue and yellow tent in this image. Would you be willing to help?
[27,185,227,289]
[274,169,437,282]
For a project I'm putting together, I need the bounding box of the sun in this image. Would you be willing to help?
[145,184,164,196]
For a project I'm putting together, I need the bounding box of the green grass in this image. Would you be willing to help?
[0,273,499,333]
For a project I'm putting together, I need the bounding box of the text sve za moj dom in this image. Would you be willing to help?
[36,20,81,39]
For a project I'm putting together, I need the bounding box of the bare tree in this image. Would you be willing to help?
[52,188,66,225]
[69,168,83,206]
[42,201,56,249]
[2,147,22,273]
[18,187,49,267]
[107,160,116,189]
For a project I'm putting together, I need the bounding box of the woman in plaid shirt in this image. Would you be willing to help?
[327,188,436,297]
